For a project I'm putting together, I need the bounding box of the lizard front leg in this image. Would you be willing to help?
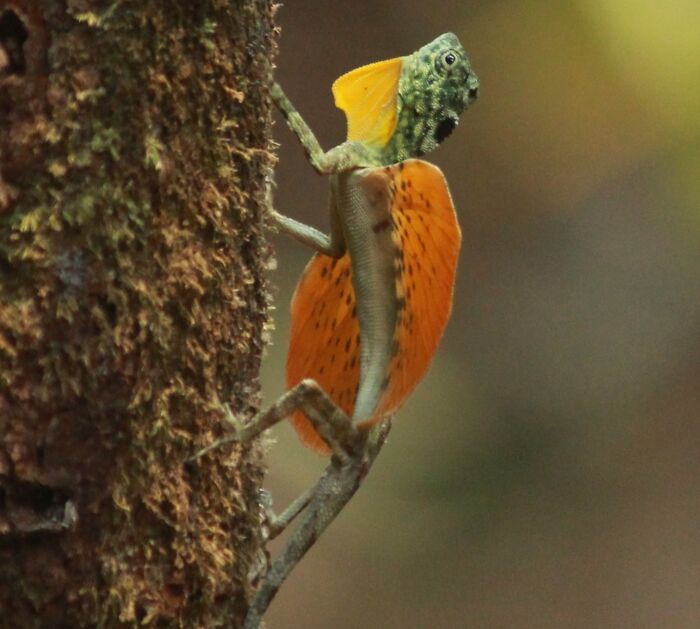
[269,197,346,258]
[270,82,337,175]
[271,82,373,175]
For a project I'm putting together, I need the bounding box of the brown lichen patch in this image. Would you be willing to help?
[0,0,276,626]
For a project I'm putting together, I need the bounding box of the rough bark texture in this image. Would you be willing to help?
[0,0,274,626]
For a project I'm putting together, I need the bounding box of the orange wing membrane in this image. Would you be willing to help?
[287,254,361,454]
[287,160,461,454]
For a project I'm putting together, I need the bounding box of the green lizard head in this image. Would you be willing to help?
[333,32,478,165]
[387,32,478,162]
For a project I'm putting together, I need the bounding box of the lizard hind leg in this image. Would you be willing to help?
[190,379,363,464]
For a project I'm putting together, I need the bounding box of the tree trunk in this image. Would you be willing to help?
[0,1,274,626]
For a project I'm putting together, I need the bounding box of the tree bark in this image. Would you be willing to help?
[0,0,274,626]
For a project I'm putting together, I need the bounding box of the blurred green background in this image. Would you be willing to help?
[259,2,700,627]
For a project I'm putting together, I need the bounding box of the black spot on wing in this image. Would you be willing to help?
[372,218,392,233]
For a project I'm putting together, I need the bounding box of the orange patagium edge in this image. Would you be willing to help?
[274,33,479,454]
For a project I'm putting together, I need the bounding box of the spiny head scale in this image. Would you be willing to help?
[386,32,479,162]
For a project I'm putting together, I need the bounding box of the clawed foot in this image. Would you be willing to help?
[188,402,246,462]
[188,381,392,629]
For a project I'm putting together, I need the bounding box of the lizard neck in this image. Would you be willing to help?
[325,142,384,170]
[325,134,424,171]
[326,140,413,170]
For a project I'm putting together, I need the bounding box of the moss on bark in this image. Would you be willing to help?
[0,0,274,625]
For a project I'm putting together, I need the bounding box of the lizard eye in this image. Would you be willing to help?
[436,50,458,73]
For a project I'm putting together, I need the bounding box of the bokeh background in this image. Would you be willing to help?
[259,2,700,627]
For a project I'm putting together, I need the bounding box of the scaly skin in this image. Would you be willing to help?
[273,33,478,426]
[384,32,479,161]
[199,33,479,628]
[273,32,479,172]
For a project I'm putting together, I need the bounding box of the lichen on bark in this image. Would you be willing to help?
[0,0,275,626]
